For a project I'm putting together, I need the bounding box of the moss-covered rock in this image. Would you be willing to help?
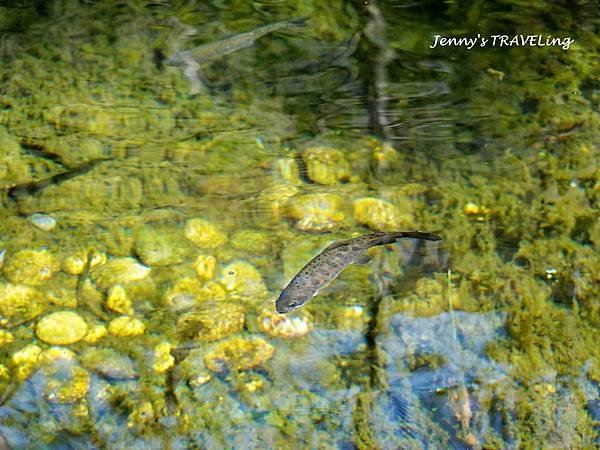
[219,260,268,299]
[286,192,347,232]
[90,257,150,290]
[2,249,59,286]
[257,307,314,338]
[184,218,228,249]
[302,146,351,185]
[107,316,145,337]
[352,197,414,231]
[134,224,190,266]
[36,311,89,345]
[0,283,47,327]
[204,335,274,373]
[178,301,245,342]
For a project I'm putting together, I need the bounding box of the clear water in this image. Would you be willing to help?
[0,1,598,449]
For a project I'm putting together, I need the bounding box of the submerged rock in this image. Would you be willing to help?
[43,361,91,404]
[45,277,79,308]
[219,261,268,298]
[153,342,174,374]
[204,335,274,373]
[0,330,14,346]
[80,347,138,380]
[2,249,60,285]
[0,283,47,327]
[164,291,197,313]
[272,157,301,184]
[184,218,228,249]
[256,184,299,219]
[106,284,134,315]
[287,193,346,232]
[230,230,272,254]
[302,146,351,185]
[193,254,217,281]
[164,277,226,310]
[28,213,57,231]
[178,301,245,342]
[12,343,43,381]
[36,311,89,345]
[134,224,189,266]
[62,250,106,276]
[258,307,314,338]
[12,343,43,365]
[352,197,413,231]
[107,316,145,337]
[386,278,447,317]
[91,257,150,290]
[127,401,156,431]
[82,324,107,344]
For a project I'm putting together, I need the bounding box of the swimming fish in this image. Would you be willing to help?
[166,17,307,94]
[276,231,442,314]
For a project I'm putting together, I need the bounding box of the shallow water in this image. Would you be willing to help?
[0,1,598,449]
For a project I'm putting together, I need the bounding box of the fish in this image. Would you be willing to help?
[276,231,442,314]
[166,17,307,94]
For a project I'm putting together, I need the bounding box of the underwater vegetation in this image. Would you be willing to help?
[0,0,597,448]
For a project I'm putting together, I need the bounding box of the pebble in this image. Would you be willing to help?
[108,316,145,337]
[2,249,59,286]
[80,347,138,380]
[287,193,346,232]
[184,218,227,249]
[106,284,134,315]
[258,308,314,338]
[0,283,46,327]
[153,342,174,374]
[91,257,150,290]
[0,330,14,346]
[28,213,57,231]
[82,324,107,344]
[43,364,90,404]
[193,254,217,281]
[36,311,89,345]
[204,336,274,373]
[177,301,245,342]
[353,197,412,231]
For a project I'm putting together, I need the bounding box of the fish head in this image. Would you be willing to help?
[275,288,306,314]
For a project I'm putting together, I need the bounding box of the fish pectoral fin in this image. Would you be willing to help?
[319,282,349,296]
[355,254,373,265]
[182,61,205,95]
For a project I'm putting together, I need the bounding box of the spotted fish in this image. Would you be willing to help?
[166,17,307,94]
[276,231,442,314]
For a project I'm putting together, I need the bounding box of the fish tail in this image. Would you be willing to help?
[397,231,442,241]
[375,231,442,246]
[286,16,309,27]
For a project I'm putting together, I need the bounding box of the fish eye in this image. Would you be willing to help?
[227,270,236,275]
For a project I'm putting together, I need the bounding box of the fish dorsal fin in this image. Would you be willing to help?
[323,238,353,252]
